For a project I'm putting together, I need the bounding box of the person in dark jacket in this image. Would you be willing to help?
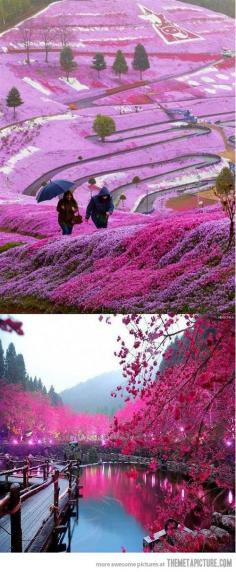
[57,191,79,235]
[85,186,114,229]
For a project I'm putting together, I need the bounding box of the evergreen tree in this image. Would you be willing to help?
[15,353,26,385]
[60,46,77,81]
[6,87,24,118]
[5,343,18,383]
[37,378,43,392]
[48,385,62,406]
[132,44,150,79]
[92,52,106,78]
[93,114,116,142]
[112,50,128,79]
[0,340,4,378]
[27,376,34,391]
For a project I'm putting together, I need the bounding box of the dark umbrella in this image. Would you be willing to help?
[36,179,76,203]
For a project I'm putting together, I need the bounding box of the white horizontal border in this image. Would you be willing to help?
[0,552,235,571]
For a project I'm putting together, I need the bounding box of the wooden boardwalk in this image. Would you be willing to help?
[0,475,44,486]
[0,477,68,552]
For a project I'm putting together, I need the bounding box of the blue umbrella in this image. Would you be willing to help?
[36,179,76,203]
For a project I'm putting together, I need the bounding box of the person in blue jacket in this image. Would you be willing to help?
[85,186,114,228]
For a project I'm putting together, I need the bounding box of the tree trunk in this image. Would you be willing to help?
[98,69,100,78]
[45,47,48,63]
[13,106,16,119]
[26,46,30,64]
[140,70,142,80]
[225,219,235,251]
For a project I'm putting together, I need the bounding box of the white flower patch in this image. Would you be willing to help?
[23,77,51,95]
[215,85,232,91]
[59,77,89,91]
[201,77,215,83]
[0,113,77,140]
[204,88,216,94]
[187,80,199,86]
[0,146,39,174]
[216,74,229,80]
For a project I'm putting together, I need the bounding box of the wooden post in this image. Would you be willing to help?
[46,459,49,479]
[9,483,22,553]
[23,461,29,489]
[43,463,46,481]
[53,470,60,524]
[68,462,72,499]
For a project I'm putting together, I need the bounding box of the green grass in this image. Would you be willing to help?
[0,1,55,33]
[0,241,24,253]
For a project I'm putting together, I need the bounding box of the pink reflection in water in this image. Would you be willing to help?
[80,465,229,531]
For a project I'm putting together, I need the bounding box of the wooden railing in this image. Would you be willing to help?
[0,460,82,552]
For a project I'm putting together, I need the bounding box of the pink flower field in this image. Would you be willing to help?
[0,0,234,312]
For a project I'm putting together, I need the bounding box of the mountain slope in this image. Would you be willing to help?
[60,371,126,415]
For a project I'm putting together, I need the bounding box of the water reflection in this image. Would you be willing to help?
[63,464,232,553]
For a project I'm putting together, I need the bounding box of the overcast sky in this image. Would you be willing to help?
[0,315,128,392]
[0,315,186,393]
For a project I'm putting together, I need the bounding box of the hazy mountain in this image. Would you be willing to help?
[60,371,127,416]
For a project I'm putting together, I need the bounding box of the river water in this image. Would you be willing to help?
[61,464,233,553]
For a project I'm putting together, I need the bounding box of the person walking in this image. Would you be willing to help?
[57,191,79,235]
[85,186,114,229]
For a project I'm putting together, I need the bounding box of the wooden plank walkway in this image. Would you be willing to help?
[0,477,68,552]
[0,475,44,486]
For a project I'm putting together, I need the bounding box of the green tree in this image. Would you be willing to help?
[132,44,150,80]
[60,46,77,81]
[6,87,24,118]
[132,176,141,186]
[214,166,235,249]
[120,193,126,208]
[93,114,116,142]
[92,52,106,78]
[15,353,26,385]
[0,339,4,378]
[48,385,62,406]
[112,50,128,79]
[5,343,18,383]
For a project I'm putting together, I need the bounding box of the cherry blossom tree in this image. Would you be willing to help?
[106,315,235,529]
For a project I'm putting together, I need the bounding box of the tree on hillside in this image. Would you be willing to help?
[214,166,235,250]
[60,46,77,81]
[93,114,116,142]
[21,23,33,64]
[132,176,141,186]
[120,193,127,209]
[57,17,69,48]
[4,343,17,383]
[15,353,26,385]
[6,87,24,118]
[112,50,128,79]
[132,44,150,80]
[41,21,54,63]
[0,340,4,378]
[92,52,107,78]
[48,384,62,406]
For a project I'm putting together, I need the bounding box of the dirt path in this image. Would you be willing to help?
[23,127,213,196]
